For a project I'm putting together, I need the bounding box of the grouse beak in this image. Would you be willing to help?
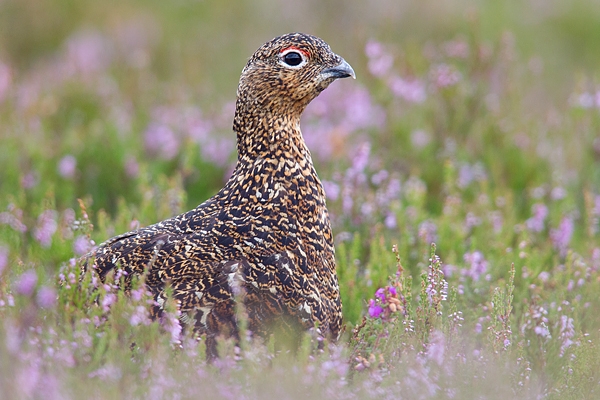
[321,58,356,80]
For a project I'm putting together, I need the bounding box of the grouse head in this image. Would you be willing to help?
[236,32,355,117]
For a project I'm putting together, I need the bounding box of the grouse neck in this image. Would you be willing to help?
[233,99,310,163]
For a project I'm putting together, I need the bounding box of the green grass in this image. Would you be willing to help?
[1,0,600,398]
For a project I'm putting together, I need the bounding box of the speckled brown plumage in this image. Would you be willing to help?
[86,33,355,358]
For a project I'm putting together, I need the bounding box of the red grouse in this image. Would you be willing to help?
[86,32,355,358]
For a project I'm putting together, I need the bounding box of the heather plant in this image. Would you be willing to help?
[2,0,600,398]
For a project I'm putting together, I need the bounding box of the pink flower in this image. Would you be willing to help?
[384,213,397,229]
[15,270,38,296]
[368,299,384,318]
[550,216,574,257]
[0,245,8,275]
[73,236,93,256]
[57,155,77,179]
[0,62,12,102]
[430,63,461,88]
[102,293,117,312]
[124,156,140,178]
[36,286,57,308]
[144,123,180,160]
[427,330,445,365]
[65,29,112,75]
[410,130,431,149]
[538,271,551,283]
[162,313,182,344]
[368,54,393,78]
[443,39,469,58]
[129,305,150,326]
[463,251,488,281]
[526,203,549,232]
[21,172,38,189]
[33,210,58,248]
[389,76,426,103]
[365,40,384,59]
[322,180,340,201]
[418,220,438,245]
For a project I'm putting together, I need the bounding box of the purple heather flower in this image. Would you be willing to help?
[551,186,566,200]
[388,286,397,297]
[0,245,8,275]
[144,123,180,160]
[410,129,431,149]
[567,280,574,292]
[572,92,595,109]
[0,204,27,232]
[464,212,481,231]
[489,211,503,234]
[0,61,11,102]
[534,325,550,338]
[200,139,235,168]
[101,293,117,312]
[443,39,469,58]
[15,270,38,296]
[371,169,389,186]
[183,108,211,142]
[162,313,182,344]
[360,202,374,217]
[349,142,371,177]
[341,187,353,214]
[33,210,58,248]
[131,287,149,303]
[57,155,77,179]
[457,162,486,189]
[389,76,426,103]
[384,213,397,229]
[368,53,393,78]
[368,299,384,318]
[550,216,574,257]
[344,88,385,131]
[418,220,438,245]
[430,63,461,88]
[457,164,474,189]
[36,286,57,309]
[592,196,600,235]
[365,40,384,59]
[65,29,112,75]
[375,288,386,302]
[442,264,457,278]
[386,178,401,199]
[538,271,551,283]
[21,171,38,189]
[463,251,488,281]
[427,330,445,366]
[73,235,93,256]
[129,305,150,326]
[526,203,549,233]
[322,181,340,201]
[559,315,575,357]
[124,156,140,178]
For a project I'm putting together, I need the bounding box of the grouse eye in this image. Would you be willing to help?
[279,49,307,68]
[283,51,303,66]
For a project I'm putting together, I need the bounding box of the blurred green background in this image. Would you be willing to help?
[3,0,600,100]
[2,2,600,396]
[2,0,600,211]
